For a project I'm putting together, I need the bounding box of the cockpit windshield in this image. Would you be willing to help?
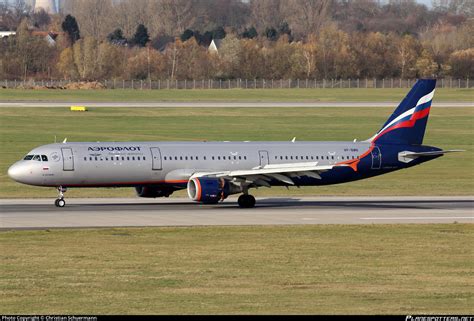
[23,154,48,161]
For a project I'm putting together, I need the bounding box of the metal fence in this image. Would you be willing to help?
[1,78,472,89]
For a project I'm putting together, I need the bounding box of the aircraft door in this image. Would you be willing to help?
[371,146,382,170]
[150,147,162,170]
[259,150,269,167]
[61,148,74,171]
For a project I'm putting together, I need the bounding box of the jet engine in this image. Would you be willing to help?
[135,186,174,198]
[187,177,241,204]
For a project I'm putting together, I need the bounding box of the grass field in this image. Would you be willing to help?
[0,107,472,198]
[1,224,472,314]
[1,88,473,102]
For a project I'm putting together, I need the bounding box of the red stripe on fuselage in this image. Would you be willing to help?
[336,145,374,172]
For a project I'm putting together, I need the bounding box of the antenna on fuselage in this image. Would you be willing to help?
[62,138,67,143]
[54,135,57,143]
[291,137,296,143]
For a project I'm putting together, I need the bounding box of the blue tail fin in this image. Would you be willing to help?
[370,79,436,145]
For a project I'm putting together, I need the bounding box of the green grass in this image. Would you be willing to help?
[1,224,472,314]
[0,107,472,198]
[0,88,472,102]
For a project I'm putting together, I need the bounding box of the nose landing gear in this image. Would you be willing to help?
[55,186,67,207]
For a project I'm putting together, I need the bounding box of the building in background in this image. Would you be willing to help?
[34,0,57,14]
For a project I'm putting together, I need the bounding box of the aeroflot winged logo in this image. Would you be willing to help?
[88,146,142,152]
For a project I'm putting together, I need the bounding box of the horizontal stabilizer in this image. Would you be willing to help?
[398,149,464,163]
[402,150,465,158]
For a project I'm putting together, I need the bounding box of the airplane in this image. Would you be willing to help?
[7,79,463,208]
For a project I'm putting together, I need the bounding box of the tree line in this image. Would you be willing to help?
[0,0,472,81]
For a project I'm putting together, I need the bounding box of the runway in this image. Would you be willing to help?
[0,101,472,108]
[1,196,472,229]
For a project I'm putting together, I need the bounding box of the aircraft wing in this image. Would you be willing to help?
[192,162,346,186]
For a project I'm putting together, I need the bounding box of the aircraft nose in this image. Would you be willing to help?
[8,162,26,183]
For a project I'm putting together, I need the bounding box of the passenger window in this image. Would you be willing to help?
[95,157,98,161]
[190,156,193,160]
[234,156,236,160]
[174,156,177,160]
[138,156,141,161]
[196,156,199,160]
[285,156,288,160]
[244,156,247,160]
[106,157,109,161]
[331,156,334,160]
[143,156,145,161]
[212,156,215,160]
[164,156,167,160]
[185,156,188,160]
[239,156,242,160]
[84,157,87,161]
[218,156,221,160]
[223,156,226,160]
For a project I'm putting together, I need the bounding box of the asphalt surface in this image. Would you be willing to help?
[1,196,472,229]
[0,101,472,108]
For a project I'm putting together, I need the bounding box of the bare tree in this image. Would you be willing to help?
[65,0,113,39]
[249,0,284,32]
[157,0,196,35]
[282,0,331,39]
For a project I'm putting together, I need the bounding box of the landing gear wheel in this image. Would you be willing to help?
[238,194,256,208]
[55,186,67,207]
[55,198,65,207]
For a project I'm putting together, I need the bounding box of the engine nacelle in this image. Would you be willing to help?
[187,177,239,204]
[135,186,174,198]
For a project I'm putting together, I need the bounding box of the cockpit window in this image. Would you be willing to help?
[32,155,41,161]
[24,155,34,160]
[41,155,48,161]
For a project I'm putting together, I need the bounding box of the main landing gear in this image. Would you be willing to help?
[238,194,256,208]
[55,186,67,207]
